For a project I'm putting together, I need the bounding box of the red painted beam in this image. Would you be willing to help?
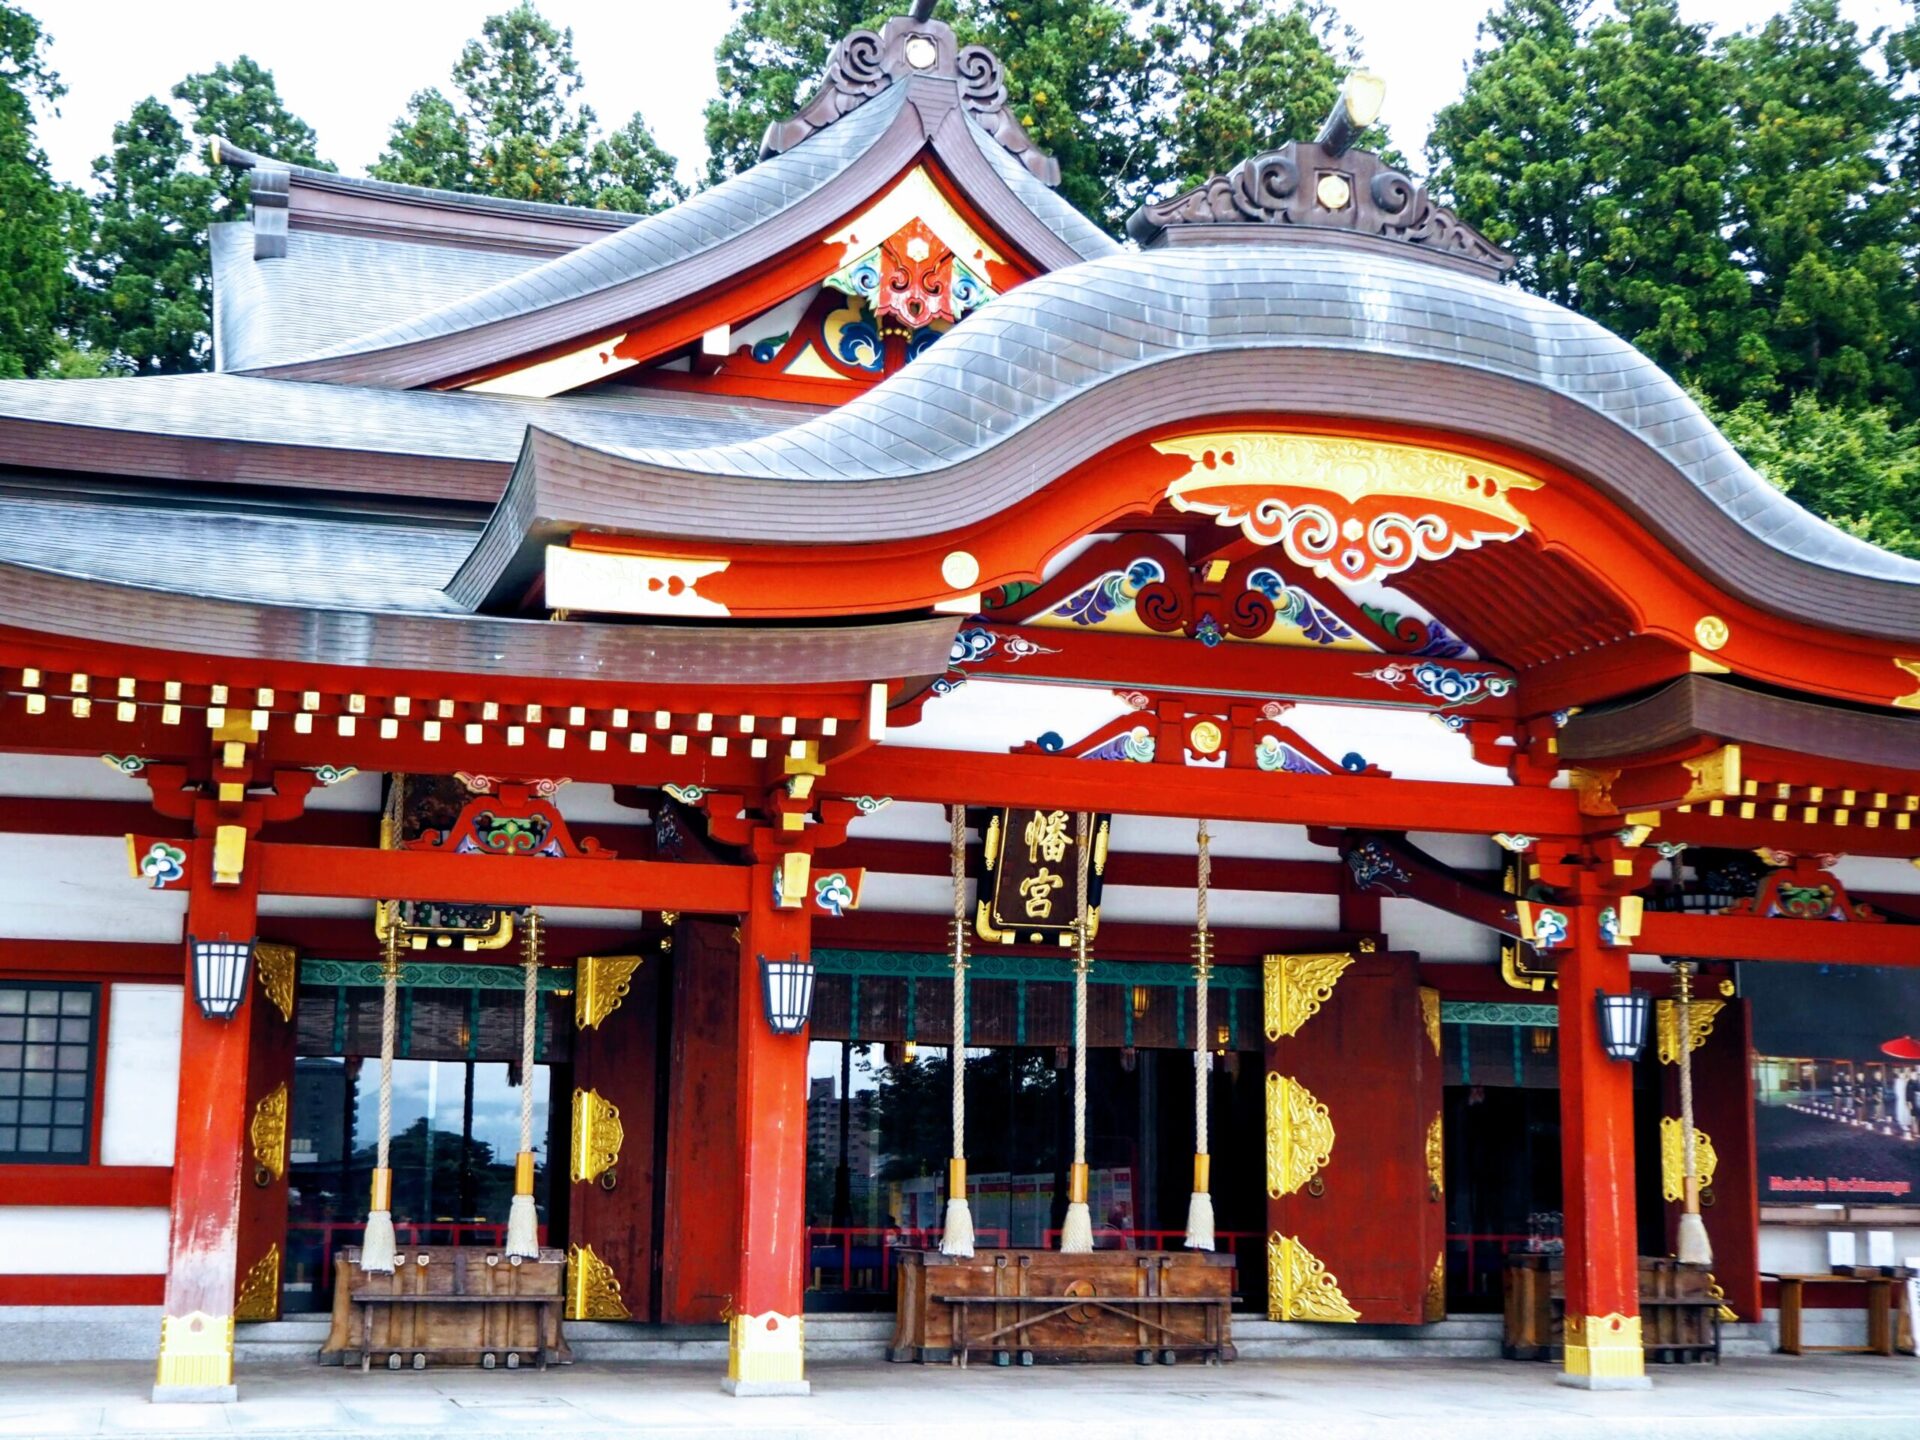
[830,749,1578,833]
[822,909,1358,962]
[1638,912,1920,965]
[0,939,181,978]
[255,841,750,913]
[970,623,1521,718]
[0,1275,164,1304]
[0,1164,171,1206]
[833,838,1339,894]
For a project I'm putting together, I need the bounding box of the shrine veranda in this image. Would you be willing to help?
[0,7,1917,1406]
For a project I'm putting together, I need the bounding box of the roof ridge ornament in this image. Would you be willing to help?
[759,11,1060,187]
[1126,74,1513,276]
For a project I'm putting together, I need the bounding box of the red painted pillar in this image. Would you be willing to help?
[1555,900,1648,1389]
[724,855,813,1396]
[153,832,261,1403]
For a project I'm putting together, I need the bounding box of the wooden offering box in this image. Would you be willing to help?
[1504,1253,1721,1365]
[891,1249,1236,1366]
[320,1245,570,1371]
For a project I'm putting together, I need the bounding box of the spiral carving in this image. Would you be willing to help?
[1369,171,1417,219]
[956,46,1006,110]
[831,31,889,96]
[1233,152,1300,221]
[1134,580,1188,634]
[1226,584,1277,640]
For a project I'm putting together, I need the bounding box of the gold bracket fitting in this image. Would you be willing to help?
[369,1167,392,1212]
[949,1157,968,1195]
[514,1151,536,1195]
[1193,1153,1211,1193]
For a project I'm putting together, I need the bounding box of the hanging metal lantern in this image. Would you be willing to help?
[1594,988,1651,1062]
[190,935,255,1020]
[759,954,815,1035]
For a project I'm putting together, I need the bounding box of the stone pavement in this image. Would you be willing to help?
[0,1356,1915,1440]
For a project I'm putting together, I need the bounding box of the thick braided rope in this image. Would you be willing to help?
[1073,811,1091,1169]
[1676,962,1698,1196]
[377,912,398,1172]
[949,804,967,1162]
[1195,819,1211,1157]
[519,911,541,1157]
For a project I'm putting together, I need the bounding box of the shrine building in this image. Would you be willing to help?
[1,5,1918,1404]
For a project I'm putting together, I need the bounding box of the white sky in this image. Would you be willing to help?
[22,0,1916,194]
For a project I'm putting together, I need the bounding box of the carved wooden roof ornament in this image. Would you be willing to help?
[1126,74,1513,276]
[759,8,1061,186]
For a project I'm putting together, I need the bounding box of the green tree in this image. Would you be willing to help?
[703,0,887,186]
[81,97,215,374]
[1702,389,1920,559]
[82,58,326,374]
[0,4,85,378]
[1722,1,1915,414]
[173,56,333,218]
[1426,0,1592,307]
[1145,0,1398,191]
[952,0,1157,229]
[371,2,684,212]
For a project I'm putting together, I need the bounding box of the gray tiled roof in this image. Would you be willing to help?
[212,225,545,373]
[576,243,1920,587]
[0,490,471,611]
[0,372,809,462]
[258,87,916,370]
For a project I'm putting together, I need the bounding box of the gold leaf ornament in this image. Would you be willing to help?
[1267,1234,1359,1322]
[1263,952,1353,1040]
[1266,1073,1336,1197]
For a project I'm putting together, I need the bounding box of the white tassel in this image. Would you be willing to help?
[505,1189,541,1259]
[1184,1190,1215,1252]
[1060,1201,1094,1254]
[1676,1210,1713,1267]
[361,1210,396,1274]
[940,1197,975,1258]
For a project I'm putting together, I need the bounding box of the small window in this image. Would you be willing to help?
[0,983,99,1163]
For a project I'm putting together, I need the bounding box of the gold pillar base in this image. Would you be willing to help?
[1560,1312,1651,1390]
[152,1311,236,1403]
[723,1310,809,1396]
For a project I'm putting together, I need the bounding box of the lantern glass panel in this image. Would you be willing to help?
[1594,989,1650,1062]
[191,937,254,1020]
[760,956,815,1035]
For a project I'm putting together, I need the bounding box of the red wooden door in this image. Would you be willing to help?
[570,953,662,1322]
[1263,950,1443,1325]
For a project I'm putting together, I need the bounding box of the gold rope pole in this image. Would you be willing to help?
[940,804,975,1256]
[1060,812,1095,1253]
[1185,818,1216,1250]
[1674,961,1713,1265]
[361,901,400,1274]
[504,909,543,1259]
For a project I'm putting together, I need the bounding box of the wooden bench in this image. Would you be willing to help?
[1505,1254,1721,1364]
[892,1249,1236,1367]
[1767,1271,1915,1357]
[320,1245,569,1371]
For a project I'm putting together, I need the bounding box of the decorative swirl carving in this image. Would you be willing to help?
[760,17,1058,184]
[955,45,1006,111]
[1127,137,1513,275]
[1226,583,1275,639]
[1133,579,1189,634]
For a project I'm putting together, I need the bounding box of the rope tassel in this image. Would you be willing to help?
[1060,812,1096,1255]
[1674,961,1713,1266]
[504,909,543,1260]
[1185,817,1216,1251]
[940,804,976,1258]
[361,903,400,1275]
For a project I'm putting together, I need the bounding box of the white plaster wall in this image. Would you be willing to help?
[0,834,184,942]
[0,1208,169,1273]
[100,983,180,1166]
[1833,855,1920,896]
[0,752,149,801]
[1382,896,1500,963]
